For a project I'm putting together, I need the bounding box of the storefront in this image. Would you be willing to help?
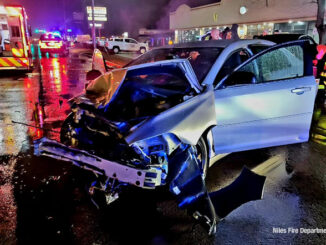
[138,28,174,47]
[170,0,318,43]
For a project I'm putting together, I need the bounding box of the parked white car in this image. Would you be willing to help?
[107,37,149,54]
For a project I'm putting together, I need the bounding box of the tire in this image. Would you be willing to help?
[139,47,146,54]
[113,47,120,54]
[196,137,209,179]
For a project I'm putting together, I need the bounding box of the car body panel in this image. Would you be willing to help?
[212,77,316,154]
[210,41,317,154]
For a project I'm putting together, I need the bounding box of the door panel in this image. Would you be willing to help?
[211,41,317,154]
[212,77,316,154]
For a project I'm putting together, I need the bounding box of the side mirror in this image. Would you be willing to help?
[224,71,257,87]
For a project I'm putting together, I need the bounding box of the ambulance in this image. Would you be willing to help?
[0,5,32,71]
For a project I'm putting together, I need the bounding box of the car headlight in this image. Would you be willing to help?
[131,133,181,185]
[131,133,181,161]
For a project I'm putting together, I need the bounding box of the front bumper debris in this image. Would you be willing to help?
[34,137,162,189]
[34,137,267,235]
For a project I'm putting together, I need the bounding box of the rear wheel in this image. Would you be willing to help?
[195,137,209,179]
[113,47,120,54]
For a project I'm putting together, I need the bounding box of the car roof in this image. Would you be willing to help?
[158,39,275,49]
[253,34,303,44]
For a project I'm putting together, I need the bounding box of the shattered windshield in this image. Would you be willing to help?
[103,64,194,122]
[125,47,222,83]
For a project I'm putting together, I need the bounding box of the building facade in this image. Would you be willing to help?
[170,0,318,43]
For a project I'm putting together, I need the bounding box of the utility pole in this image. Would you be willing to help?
[63,0,66,38]
[91,0,96,49]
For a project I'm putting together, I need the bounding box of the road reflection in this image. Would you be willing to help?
[21,57,85,143]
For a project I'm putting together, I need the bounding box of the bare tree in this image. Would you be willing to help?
[316,0,326,44]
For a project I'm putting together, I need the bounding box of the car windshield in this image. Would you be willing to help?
[125,47,222,83]
[40,34,62,41]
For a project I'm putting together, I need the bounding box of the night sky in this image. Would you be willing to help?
[4,0,218,37]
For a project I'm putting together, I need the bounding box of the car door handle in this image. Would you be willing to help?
[291,87,311,95]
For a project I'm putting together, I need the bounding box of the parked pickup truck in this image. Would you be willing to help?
[107,37,149,54]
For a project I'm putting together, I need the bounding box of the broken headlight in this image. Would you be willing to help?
[131,133,181,185]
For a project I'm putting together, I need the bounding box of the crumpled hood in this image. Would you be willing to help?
[85,68,128,104]
[85,59,201,106]
[72,59,209,145]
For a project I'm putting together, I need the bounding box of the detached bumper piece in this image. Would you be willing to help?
[169,146,266,235]
[34,137,162,189]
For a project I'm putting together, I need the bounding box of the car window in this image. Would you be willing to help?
[224,44,304,86]
[40,34,61,41]
[214,49,250,84]
[248,45,271,55]
[11,26,20,37]
[115,38,123,42]
[241,45,303,83]
[125,47,222,83]
[129,39,138,44]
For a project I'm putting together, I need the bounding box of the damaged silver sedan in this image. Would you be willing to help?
[34,40,317,234]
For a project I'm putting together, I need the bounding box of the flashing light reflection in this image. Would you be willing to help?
[12,48,24,57]
[52,58,62,93]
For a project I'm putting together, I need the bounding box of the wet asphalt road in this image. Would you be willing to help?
[0,50,326,245]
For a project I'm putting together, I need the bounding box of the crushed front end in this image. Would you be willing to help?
[34,61,266,234]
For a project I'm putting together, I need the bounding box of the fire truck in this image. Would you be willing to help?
[0,5,32,71]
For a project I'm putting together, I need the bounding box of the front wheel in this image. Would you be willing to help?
[139,47,146,54]
[195,137,209,179]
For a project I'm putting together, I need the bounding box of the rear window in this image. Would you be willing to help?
[40,34,62,41]
[11,26,20,37]
[1,24,8,30]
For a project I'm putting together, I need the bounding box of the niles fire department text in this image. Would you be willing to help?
[273,227,326,234]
